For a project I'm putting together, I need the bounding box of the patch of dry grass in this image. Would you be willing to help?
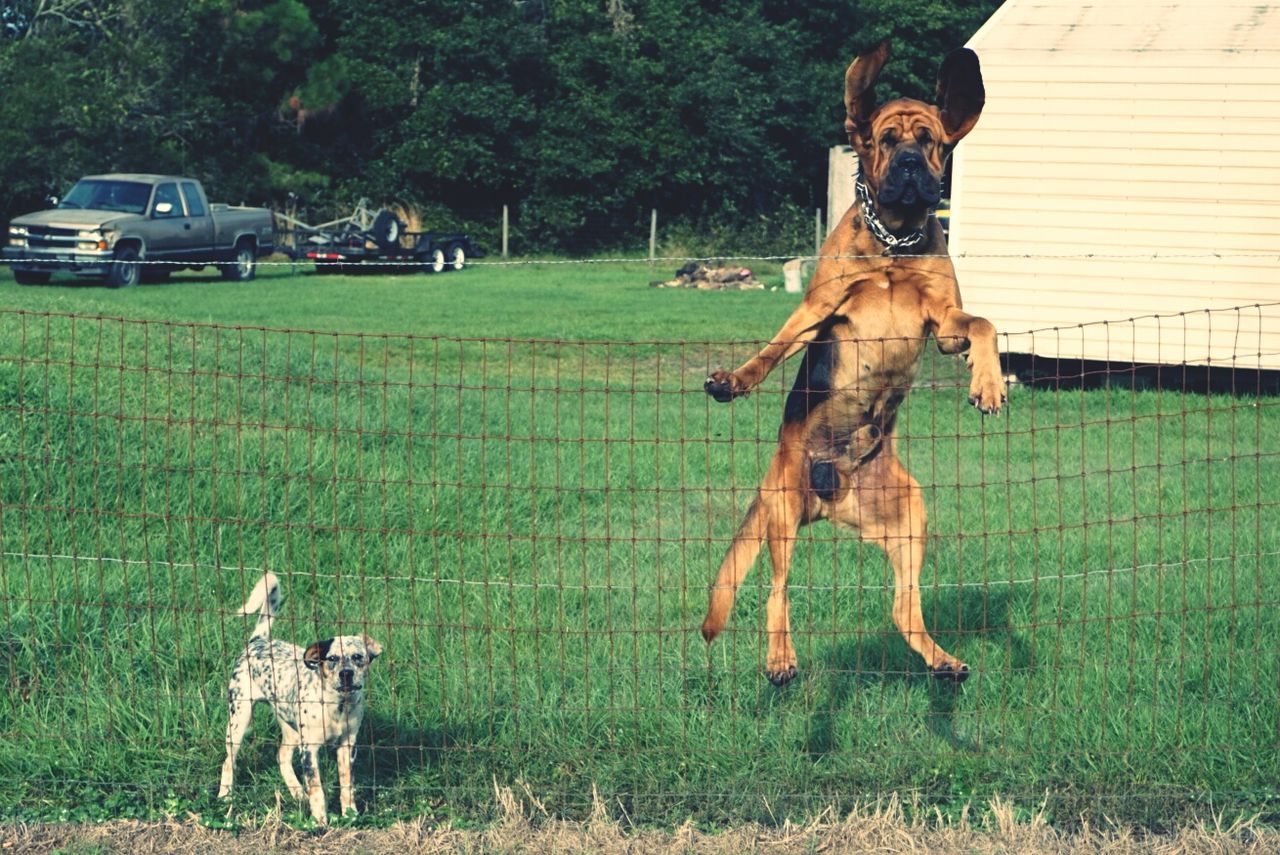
[3,788,1274,855]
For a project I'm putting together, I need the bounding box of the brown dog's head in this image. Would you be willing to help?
[844,40,984,226]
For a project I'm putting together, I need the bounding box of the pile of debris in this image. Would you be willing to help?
[651,261,765,290]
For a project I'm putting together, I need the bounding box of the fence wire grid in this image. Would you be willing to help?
[0,302,1276,827]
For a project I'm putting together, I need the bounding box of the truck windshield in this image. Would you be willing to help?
[58,180,152,214]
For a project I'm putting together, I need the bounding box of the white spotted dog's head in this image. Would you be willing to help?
[303,634,384,696]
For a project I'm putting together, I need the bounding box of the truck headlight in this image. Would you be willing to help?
[9,226,29,237]
[76,229,110,251]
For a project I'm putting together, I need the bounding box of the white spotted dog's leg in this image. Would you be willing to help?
[217,676,253,799]
[300,743,328,825]
[276,725,306,802]
[337,732,358,815]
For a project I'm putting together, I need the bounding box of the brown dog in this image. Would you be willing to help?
[701,40,1005,686]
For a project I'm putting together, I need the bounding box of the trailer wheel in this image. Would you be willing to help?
[106,246,141,288]
[426,248,446,274]
[221,239,257,281]
[448,244,466,271]
[14,270,51,286]
[370,210,403,252]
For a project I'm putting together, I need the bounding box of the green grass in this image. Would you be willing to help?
[0,258,792,342]
[0,262,1276,829]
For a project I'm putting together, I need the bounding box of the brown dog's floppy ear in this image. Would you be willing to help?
[935,48,985,144]
[844,39,892,148]
[303,638,333,671]
[361,634,384,660]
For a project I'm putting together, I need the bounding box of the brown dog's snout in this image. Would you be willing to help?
[882,149,941,208]
[893,150,926,173]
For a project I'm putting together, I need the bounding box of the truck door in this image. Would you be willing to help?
[141,182,190,266]
[179,181,215,263]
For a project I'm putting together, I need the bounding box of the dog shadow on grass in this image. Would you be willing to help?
[802,585,1031,758]
[353,707,491,802]
[212,709,471,817]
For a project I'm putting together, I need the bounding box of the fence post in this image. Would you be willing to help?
[815,208,822,257]
[649,209,658,268]
[502,205,509,259]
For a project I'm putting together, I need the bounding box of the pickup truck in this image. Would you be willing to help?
[3,174,275,287]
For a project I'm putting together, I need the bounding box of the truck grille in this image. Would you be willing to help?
[26,226,80,249]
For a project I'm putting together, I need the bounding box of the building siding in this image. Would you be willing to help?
[948,0,1280,369]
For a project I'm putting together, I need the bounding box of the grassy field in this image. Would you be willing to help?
[0,261,1276,830]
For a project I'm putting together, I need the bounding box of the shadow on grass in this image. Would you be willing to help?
[804,585,1030,757]
[356,708,484,795]
[356,705,531,815]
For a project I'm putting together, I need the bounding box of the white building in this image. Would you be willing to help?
[946,0,1280,370]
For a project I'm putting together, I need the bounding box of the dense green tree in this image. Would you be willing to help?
[0,0,1000,253]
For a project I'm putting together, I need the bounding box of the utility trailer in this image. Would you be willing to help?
[277,200,484,274]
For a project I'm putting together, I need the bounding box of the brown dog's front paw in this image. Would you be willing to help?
[930,661,971,683]
[766,664,798,687]
[968,372,1006,415]
[705,370,748,403]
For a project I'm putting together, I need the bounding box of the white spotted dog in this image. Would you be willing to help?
[217,572,383,825]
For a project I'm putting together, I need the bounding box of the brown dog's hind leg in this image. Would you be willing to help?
[702,437,804,644]
[701,439,809,687]
[832,453,969,681]
[701,495,769,644]
[758,438,809,685]
[762,480,805,686]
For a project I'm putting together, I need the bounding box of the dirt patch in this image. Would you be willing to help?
[2,791,1274,855]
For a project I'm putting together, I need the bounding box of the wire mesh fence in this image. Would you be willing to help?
[0,303,1276,827]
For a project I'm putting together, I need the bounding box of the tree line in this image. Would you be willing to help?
[0,0,998,254]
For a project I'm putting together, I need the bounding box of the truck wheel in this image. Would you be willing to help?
[106,247,141,288]
[221,240,256,282]
[369,210,403,252]
[14,270,51,286]
[426,248,446,274]
[448,244,466,271]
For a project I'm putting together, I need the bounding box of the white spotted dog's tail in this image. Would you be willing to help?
[238,572,282,640]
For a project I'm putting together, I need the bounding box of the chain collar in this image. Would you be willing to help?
[854,165,928,255]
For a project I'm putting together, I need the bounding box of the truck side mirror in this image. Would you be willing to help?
[154,202,174,216]
[46,195,60,207]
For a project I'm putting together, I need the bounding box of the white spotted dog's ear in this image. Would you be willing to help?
[361,634,384,660]
[303,638,333,671]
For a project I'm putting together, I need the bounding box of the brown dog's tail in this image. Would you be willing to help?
[701,496,770,643]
